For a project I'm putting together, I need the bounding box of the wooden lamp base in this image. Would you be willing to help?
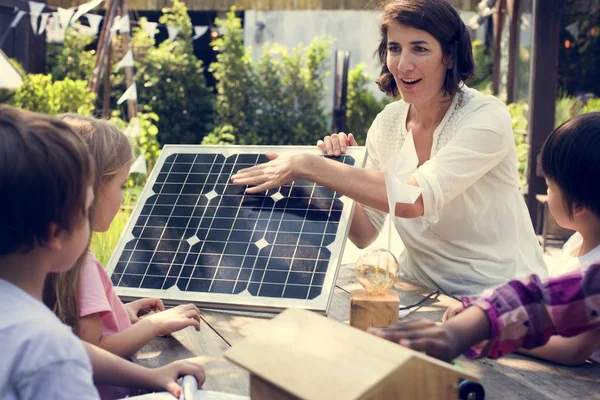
[349,289,399,331]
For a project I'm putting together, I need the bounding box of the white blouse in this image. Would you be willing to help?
[362,86,548,296]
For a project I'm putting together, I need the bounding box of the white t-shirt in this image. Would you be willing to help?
[363,86,548,296]
[550,232,600,277]
[0,279,99,400]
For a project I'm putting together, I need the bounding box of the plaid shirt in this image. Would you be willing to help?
[462,263,600,359]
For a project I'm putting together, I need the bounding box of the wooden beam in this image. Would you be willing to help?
[506,0,520,104]
[89,0,120,94]
[525,0,564,223]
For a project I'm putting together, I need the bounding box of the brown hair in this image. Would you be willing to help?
[0,105,93,256]
[46,114,132,333]
[376,0,475,97]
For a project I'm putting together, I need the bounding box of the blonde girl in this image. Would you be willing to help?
[45,115,202,400]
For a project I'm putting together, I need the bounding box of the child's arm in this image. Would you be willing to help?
[518,330,600,366]
[369,263,600,361]
[79,304,201,359]
[83,342,205,398]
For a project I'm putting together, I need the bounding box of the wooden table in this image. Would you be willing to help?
[133,264,600,399]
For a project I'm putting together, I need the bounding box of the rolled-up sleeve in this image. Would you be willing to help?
[412,102,512,218]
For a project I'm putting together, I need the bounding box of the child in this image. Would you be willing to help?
[0,105,204,399]
[45,115,202,399]
[368,112,600,362]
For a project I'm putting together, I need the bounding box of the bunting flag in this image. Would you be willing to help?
[117,83,137,105]
[71,0,103,23]
[124,119,141,137]
[566,21,579,39]
[193,25,208,40]
[57,7,75,29]
[9,10,26,28]
[129,154,147,174]
[0,51,23,89]
[166,25,180,41]
[85,13,103,36]
[115,49,134,71]
[144,21,158,39]
[38,12,51,34]
[28,1,45,34]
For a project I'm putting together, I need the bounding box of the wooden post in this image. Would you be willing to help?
[89,0,120,94]
[525,0,564,223]
[349,289,399,331]
[506,0,521,104]
[120,0,137,119]
[102,39,113,118]
[491,0,506,96]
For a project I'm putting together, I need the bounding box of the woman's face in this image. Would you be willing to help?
[385,22,450,106]
[92,163,131,233]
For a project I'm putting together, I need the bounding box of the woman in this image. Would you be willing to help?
[231,0,547,296]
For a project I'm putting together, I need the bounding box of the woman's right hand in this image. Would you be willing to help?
[145,303,201,336]
[317,132,358,156]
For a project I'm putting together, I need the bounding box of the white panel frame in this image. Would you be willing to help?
[106,145,367,314]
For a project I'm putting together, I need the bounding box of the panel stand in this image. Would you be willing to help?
[349,289,399,331]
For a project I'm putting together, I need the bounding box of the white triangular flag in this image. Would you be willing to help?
[9,10,26,28]
[566,21,579,39]
[85,14,103,36]
[71,0,103,23]
[166,25,179,41]
[117,83,137,104]
[38,12,51,34]
[383,131,423,211]
[119,14,130,33]
[193,25,208,40]
[29,1,45,34]
[129,154,147,174]
[124,119,141,137]
[57,7,75,29]
[110,15,121,32]
[115,49,134,70]
[144,21,158,39]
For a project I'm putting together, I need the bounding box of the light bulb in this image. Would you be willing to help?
[355,248,399,295]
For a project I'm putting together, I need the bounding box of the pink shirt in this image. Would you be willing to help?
[79,252,131,335]
[79,252,132,400]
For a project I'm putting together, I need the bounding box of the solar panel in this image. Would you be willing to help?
[106,145,366,314]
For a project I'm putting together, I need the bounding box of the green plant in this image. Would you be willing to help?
[109,107,162,187]
[210,8,332,145]
[130,1,215,144]
[470,39,493,92]
[507,102,529,189]
[201,124,236,145]
[12,74,96,115]
[345,64,391,144]
[48,27,96,81]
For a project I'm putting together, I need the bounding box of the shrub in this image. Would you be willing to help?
[12,74,96,115]
[48,27,96,81]
[130,1,215,144]
[210,8,331,145]
[345,64,390,144]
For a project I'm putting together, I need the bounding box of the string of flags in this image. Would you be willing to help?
[7,0,212,42]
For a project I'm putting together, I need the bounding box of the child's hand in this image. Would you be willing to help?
[367,319,461,362]
[442,302,465,322]
[125,298,165,323]
[148,358,206,398]
[144,304,202,336]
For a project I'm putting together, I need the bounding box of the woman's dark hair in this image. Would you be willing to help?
[541,112,600,218]
[376,0,475,97]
